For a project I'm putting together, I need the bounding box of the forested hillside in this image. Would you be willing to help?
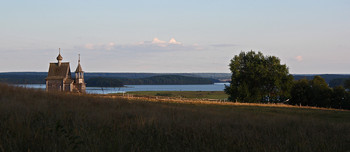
[0,72,222,85]
[293,74,350,83]
[86,75,215,87]
[2,72,350,87]
[120,75,215,85]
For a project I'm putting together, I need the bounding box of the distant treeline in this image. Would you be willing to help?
[0,74,46,84]
[293,74,350,84]
[291,76,350,110]
[293,74,350,88]
[0,72,219,85]
[0,72,231,79]
[329,78,350,88]
[2,72,350,88]
[86,75,216,87]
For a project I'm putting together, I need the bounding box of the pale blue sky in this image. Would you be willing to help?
[1,0,349,73]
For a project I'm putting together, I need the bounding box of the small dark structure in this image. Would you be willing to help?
[45,49,86,93]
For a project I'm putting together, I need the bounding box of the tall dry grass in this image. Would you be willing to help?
[0,83,349,151]
[101,93,348,111]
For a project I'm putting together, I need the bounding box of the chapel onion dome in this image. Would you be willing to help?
[57,53,63,61]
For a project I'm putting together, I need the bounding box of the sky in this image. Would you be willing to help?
[0,0,349,74]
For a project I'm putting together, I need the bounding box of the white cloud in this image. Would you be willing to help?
[81,38,192,53]
[295,55,303,62]
[168,38,182,45]
[152,38,167,44]
[151,38,167,47]
[149,37,182,47]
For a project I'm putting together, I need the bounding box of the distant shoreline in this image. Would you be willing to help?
[2,72,350,88]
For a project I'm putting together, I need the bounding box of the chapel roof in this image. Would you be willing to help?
[46,62,71,80]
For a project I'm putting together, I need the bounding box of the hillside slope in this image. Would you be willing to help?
[0,84,349,151]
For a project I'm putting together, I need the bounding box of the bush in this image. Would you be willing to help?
[290,76,350,110]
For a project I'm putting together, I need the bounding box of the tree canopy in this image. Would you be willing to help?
[225,51,293,103]
[290,76,350,109]
[344,78,350,90]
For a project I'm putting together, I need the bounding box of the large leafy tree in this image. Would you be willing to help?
[225,51,293,103]
[309,76,332,107]
[290,78,311,106]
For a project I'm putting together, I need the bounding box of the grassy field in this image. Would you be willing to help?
[126,91,228,100]
[0,84,349,151]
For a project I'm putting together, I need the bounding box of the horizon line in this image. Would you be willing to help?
[2,71,350,75]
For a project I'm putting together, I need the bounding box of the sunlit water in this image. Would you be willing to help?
[14,83,229,94]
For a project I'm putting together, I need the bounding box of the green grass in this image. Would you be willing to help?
[126,91,228,100]
[0,84,349,151]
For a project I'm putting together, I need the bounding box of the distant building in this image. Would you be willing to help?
[45,49,86,93]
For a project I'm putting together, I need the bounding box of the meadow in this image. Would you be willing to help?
[126,91,228,100]
[0,83,349,151]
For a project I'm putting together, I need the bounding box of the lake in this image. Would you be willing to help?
[15,83,230,94]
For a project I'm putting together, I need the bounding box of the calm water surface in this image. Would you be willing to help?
[15,83,229,94]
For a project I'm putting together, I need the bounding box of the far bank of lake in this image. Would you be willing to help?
[15,83,229,94]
